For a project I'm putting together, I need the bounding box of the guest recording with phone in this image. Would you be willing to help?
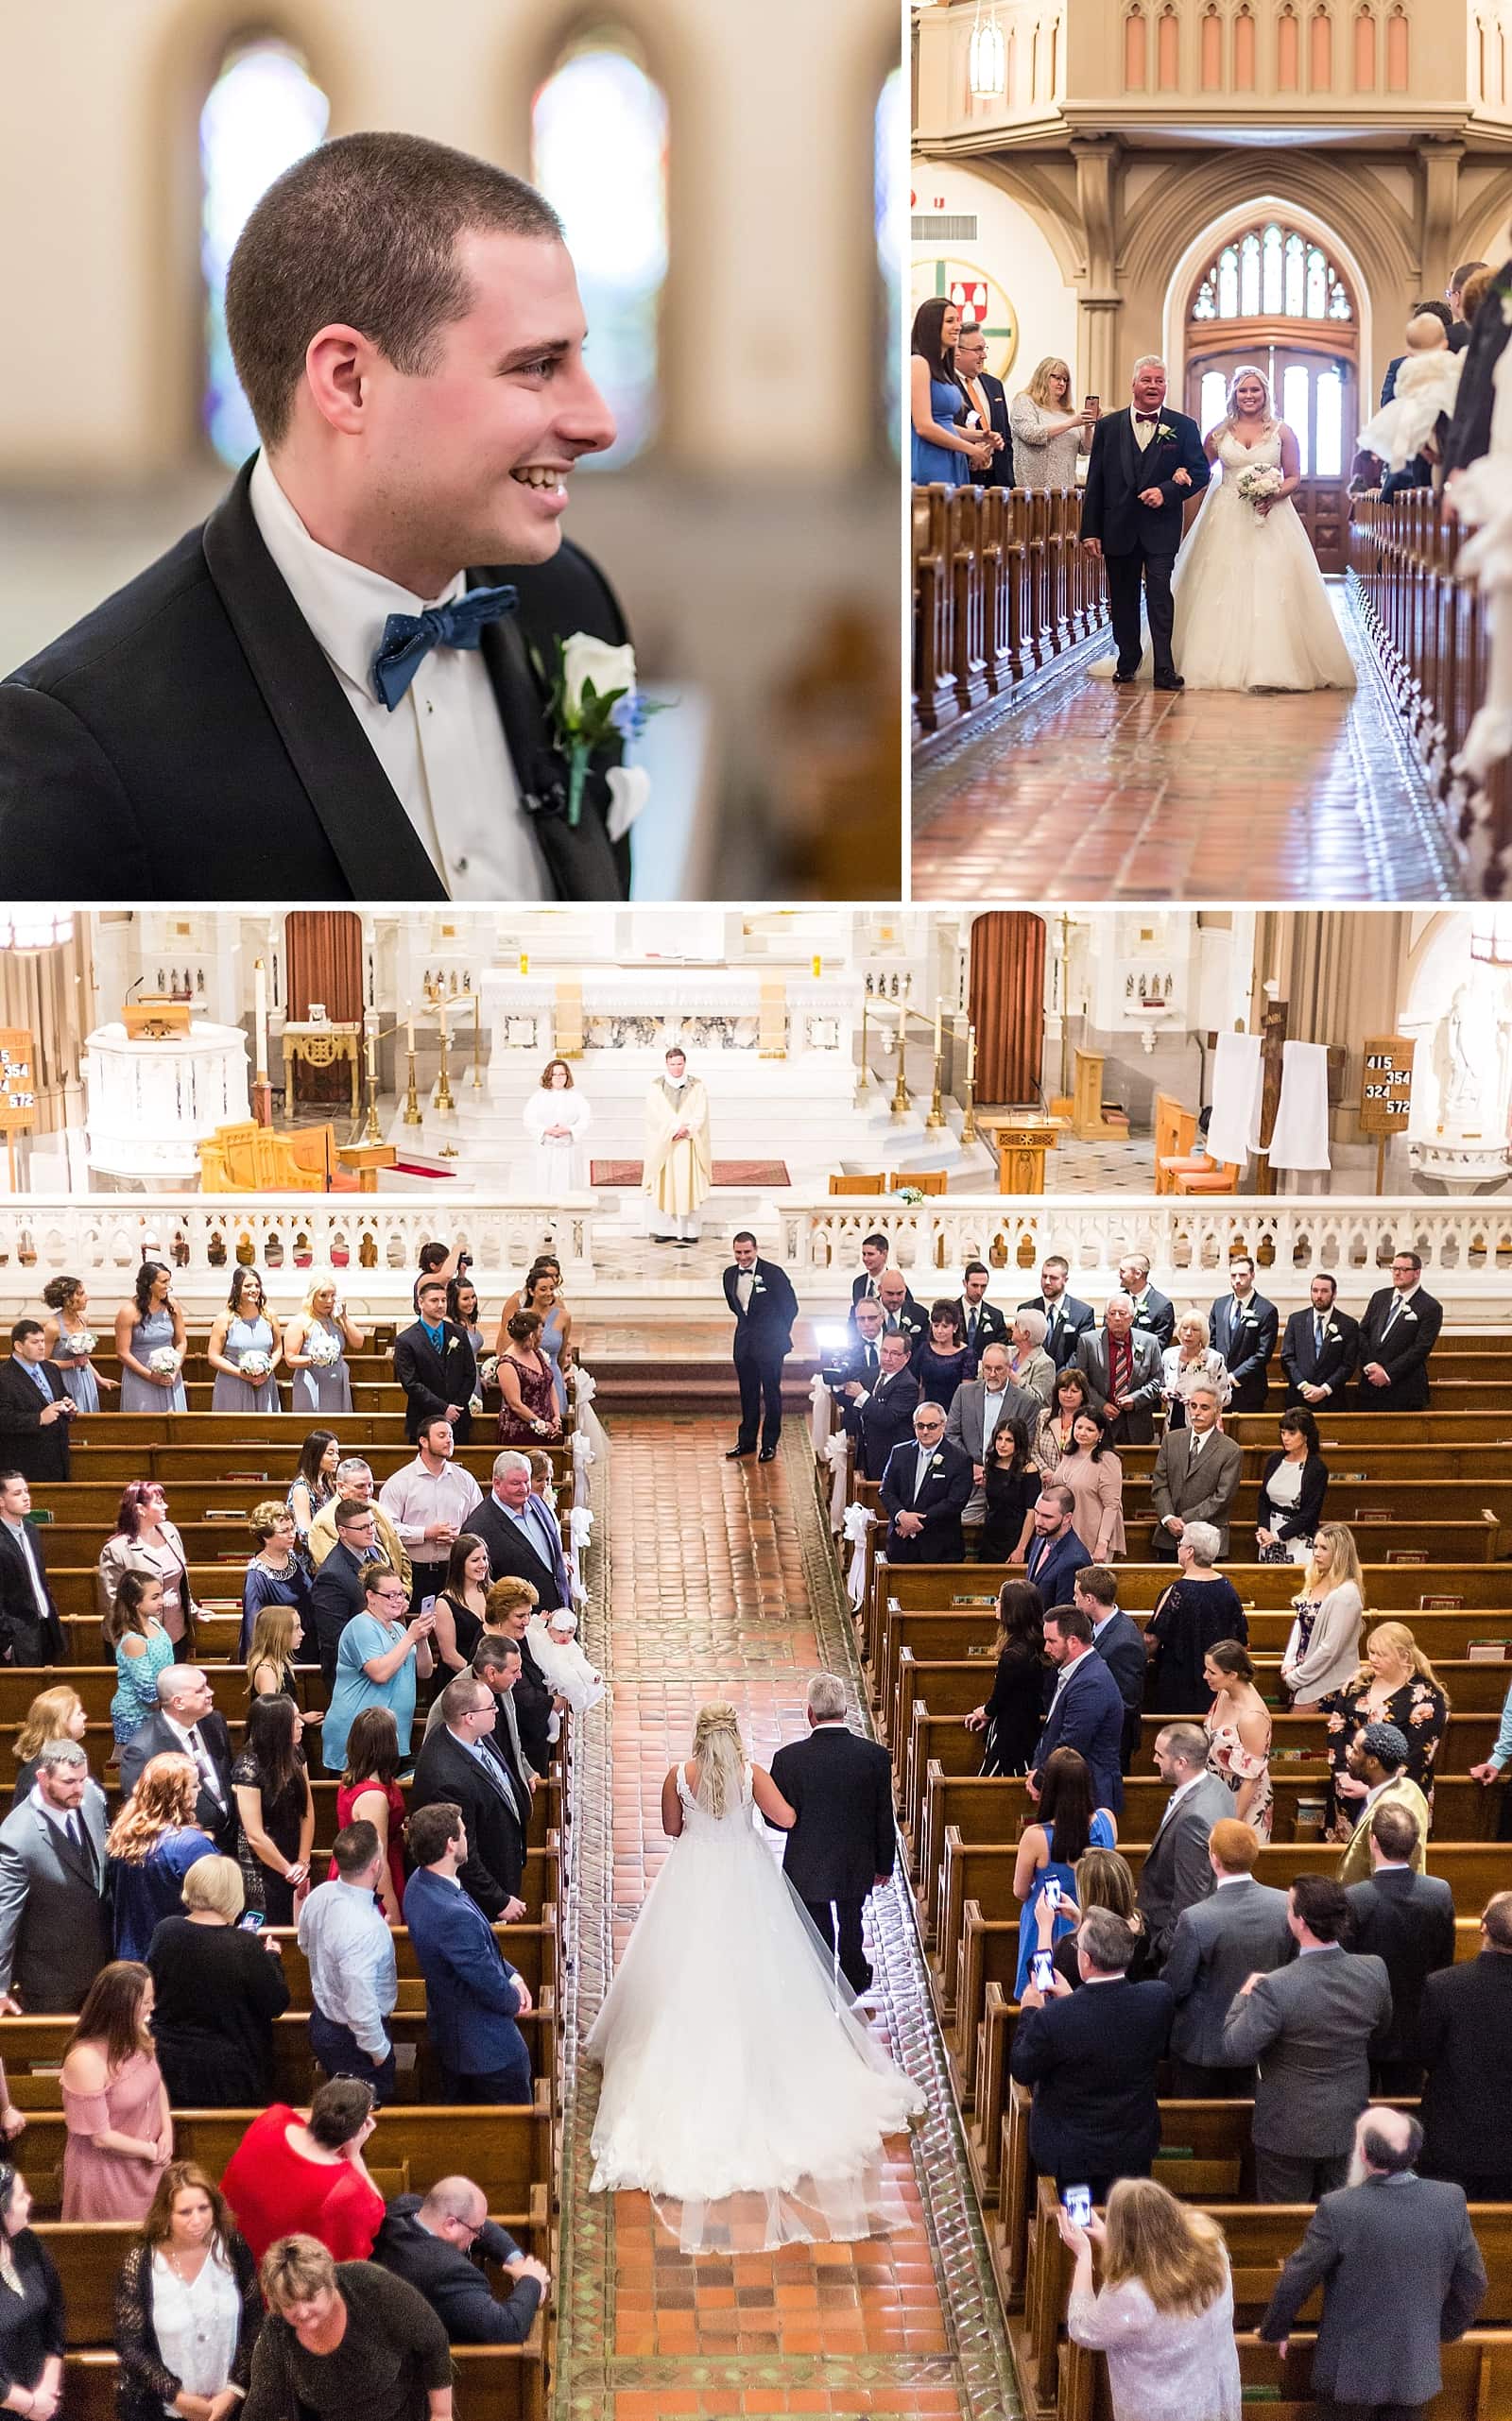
[1009,1907,1175,2206]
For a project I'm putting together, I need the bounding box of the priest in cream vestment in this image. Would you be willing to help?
[644,1045,713,1245]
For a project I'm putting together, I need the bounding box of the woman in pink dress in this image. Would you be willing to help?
[1201,1640,1273,1840]
[60,1962,171,2221]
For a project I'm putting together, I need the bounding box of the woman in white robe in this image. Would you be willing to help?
[524,1057,593,1193]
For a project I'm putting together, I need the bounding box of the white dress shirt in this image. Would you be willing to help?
[249,453,548,901]
[378,1455,484,1565]
[297,1877,399,2061]
[736,1272,755,1313]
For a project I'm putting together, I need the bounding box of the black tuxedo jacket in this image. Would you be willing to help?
[393,1321,476,1443]
[878,1436,973,1563]
[119,1709,235,1849]
[1021,1294,1096,1370]
[0,1360,72,1485]
[0,458,632,901]
[1079,407,1211,557]
[1419,1952,1512,2179]
[957,1297,1008,1358]
[1346,1866,1455,2065]
[1280,1306,1359,1402]
[410,1723,524,1917]
[1355,1286,1443,1409]
[965,370,1013,487]
[1209,1290,1279,1404]
[0,1522,64,1666]
[472,1496,571,1612]
[1442,265,1512,474]
[723,1260,799,1356]
[1125,1287,1176,1351]
[845,1365,921,1483]
[768,1726,895,1902]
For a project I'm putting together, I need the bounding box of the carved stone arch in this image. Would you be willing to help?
[1451,168,1512,271]
[146,0,350,467]
[932,156,1088,283]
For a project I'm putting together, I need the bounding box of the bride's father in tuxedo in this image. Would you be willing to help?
[1080,356,1211,690]
[0,132,636,902]
[769,1674,896,1996]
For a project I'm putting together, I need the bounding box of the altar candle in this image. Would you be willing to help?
[968,1024,976,1083]
[519,951,529,976]
[253,959,267,1078]
[812,953,822,980]
[406,1004,415,1055]
[366,1028,376,1086]
[934,999,942,1058]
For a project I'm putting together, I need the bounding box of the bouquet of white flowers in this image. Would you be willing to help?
[478,1354,500,1389]
[237,1350,274,1382]
[1235,464,1285,511]
[147,1347,180,1377]
[304,1329,343,1367]
[62,1329,97,1356]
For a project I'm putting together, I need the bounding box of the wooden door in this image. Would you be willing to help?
[1185,345,1354,574]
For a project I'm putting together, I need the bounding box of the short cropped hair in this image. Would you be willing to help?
[440,1673,488,1727]
[332,1820,380,1880]
[807,1674,847,1722]
[1157,1723,1210,1772]
[1044,1605,1093,1647]
[261,2233,338,2310]
[1208,1818,1260,1875]
[180,1855,245,1922]
[407,1800,464,1867]
[1079,1908,1137,1973]
[1370,1802,1420,1862]
[1291,1873,1349,1942]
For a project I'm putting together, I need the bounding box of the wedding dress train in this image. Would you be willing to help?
[585,1763,925,2252]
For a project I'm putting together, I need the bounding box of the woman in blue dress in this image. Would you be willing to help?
[114,1262,188,1413]
[209,1269,283,1414]
[284,1275,364,1417]
[495,1258,573,1422]
[1011,1744,1117,1998]
[240,1502,313,1657]
[911,297,992,487]
[104,1751,215,1962]
[41,1277,116,1414]
[106,1572,176,1744]
[445,1274,486,1361]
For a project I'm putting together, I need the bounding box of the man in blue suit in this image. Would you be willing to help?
[878,1403,973,1565]
[1030,1604,1125,1812]
[1024,1485,1092,1608]
[403,1799,533,2104]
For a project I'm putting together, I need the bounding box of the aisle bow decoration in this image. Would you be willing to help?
[568,1502,594,1607]
[822,1431,850,1533]
[809,1369,834,1452]
[841,1502,876,1610]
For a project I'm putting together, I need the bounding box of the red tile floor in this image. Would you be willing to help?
[911,587,1464,901]
[552,1413,1016,2419]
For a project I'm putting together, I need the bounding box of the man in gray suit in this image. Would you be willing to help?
[1163,1816,1294,2095]
[1074,1296,1164,1446]
[0,1738,111,2013]
[944,1342,1039,1537]
[1147,1384,1243,1558]
[1221,1872,1393,2202]
[1259,2107,1486,2418]
[1134,1723,1232,1961]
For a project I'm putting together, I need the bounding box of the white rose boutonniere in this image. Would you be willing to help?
[535,633,673,831]
[1156,422,1176,443]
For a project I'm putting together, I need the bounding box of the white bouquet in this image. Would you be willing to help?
[236,1350,274,1382]
[304,1329,343,1367]
[147,1347,180,1377]
[1235,464,1284,512]
[62,1329,97,1355]
[478,1355,500,1389]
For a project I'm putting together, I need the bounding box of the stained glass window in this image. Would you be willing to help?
[200,39,330,468]
[1283,364,1312,472]
[533,35,668,469]
[1284,232,1306,316]
[1217,246,1240,317]
[877,68,904,457]
[1240,232,1262,315]
[1190,223,1354,324]
[1263,223,1283,312]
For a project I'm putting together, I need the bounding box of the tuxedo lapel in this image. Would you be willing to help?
[478,612,625,901]
[1120,408,1140,491]
[199,463,447,901]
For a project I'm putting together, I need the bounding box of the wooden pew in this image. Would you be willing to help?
[59,2340,549,2421]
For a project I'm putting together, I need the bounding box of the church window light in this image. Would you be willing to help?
[1199,369,1228,431]
[1315,367,1343,474]
[1284,231,1306,315]
[1217,246,1240,318]
[1188,224,1355,327]
[200,38,330,469]
[1306,243,1327,317]
[1262,224,1284,314]
[1193,276,1218,320]
[876,68,904,457]
[1282,366,1311,472]
[532,33,668,469]
[1239,232,1262,316]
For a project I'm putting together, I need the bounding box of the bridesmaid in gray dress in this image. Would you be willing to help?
[113,1262,188,1413]
[42,1276,117,1412]
[284,1274,365,1417]
[208,1270,283,1414]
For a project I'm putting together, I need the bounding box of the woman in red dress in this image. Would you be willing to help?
[496,1310,562,1447]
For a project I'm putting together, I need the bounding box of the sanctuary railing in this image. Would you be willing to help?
[913,482,1108,740]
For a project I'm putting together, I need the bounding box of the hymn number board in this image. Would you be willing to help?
[1359,1035,1414,1135]
[0,1031,37,1136]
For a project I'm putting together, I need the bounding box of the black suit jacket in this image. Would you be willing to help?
[118,1710,235,1850]
[309,1542,368,1696]
[1010,1976,1174,2182]
[0,1522,64,1666]
[877,1437,973,1563]
[0,1360,72,1484]
[1442,266,1512,474]
[508,1637,556,1777]
[1355,1286,1443,1409]
[767,1726,895,1902]
[964,369,1013,486]
[1079,407,1211,557]
[845,1365,921,1483]
[1020,1295,1096,1370]
[957,1297,1008,1358]
[723,1261,799,1357]
[1280,1306,1359,1402]
[1125,1288,1176,1351]
[1346,1867,1456,2066]
[0,459,632,901]
[472,1496,571,1612]
[1209,1291,1279,1406]
[409,1723,524,1916]
[373,2198,538,2346]
[393,1321,476,1443]
[1419,1951,1512,2179]
[1091,1606,1146,1773]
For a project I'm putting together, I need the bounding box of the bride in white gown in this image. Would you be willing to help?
[585,1702,925,2253]
[1143,365,1356,693]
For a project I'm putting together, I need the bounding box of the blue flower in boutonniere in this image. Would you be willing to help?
[533,633,673,837]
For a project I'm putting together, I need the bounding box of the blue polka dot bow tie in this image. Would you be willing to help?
[369,582,519,710]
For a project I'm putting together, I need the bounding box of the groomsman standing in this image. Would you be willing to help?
[1021,1258,1096,1372]
[1280,1275,1359,1407]
[724,1233,799,1464]
[957,1262,1008,1359]
[954,327,1012,485]
[1356,1252,1443,1412]
[1209,1257,1279,1415]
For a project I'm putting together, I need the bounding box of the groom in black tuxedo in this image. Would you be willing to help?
[1080,356,1211,690]
[0,132,634,902]
[768,1674,897,1996]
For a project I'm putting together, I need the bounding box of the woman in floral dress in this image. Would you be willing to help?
[1321,1619,1451,1833]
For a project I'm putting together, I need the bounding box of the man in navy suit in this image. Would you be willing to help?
[723,1231,799,1463]
[403,1799,533,2103]
[841,1331,921,1483]
[394,1279,475,1444]
[878,1404,973,1565]
[1020,1257,1095,1372]
[1209,1256,1279,1414]
[1356,1251,1443,1413]
[956,1262,1008,1360]
[1030,1605,1125,1812]
[1280,1273,1359,1407]
[1080,356,1211,689]
[0,1473,65,1666]
[954,327,1012,486]
[1074,1567,1146,1775]
[0,1326,76,1485]
[1024,1485,1092,1609]
[1010,1906,1174,2200]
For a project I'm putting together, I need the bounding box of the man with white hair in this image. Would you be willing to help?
[472,1450,572,1611]
[1148,1382,1243,1558]
[306,1457,411,1592]
[1079,355,1210,689]
[1074,1294,1164,1445]
[768,1675,896,1996]
[118,1666,235,1849]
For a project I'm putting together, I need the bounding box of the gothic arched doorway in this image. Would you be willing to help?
[1183,220,1357,572]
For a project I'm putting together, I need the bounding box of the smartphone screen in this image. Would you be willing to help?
[1086,396,1100,411]
[1030,1950,1055,1993]
[1042,1877,1061,1911]
[237,1911,265,1932]
[1062,2185,1092,2228]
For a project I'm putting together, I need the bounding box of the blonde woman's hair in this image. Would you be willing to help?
[485,1574,538,1623]
[1224,363,1275,426]
[1175,1308,1209,1346]
[1026,356,1074,410]
[1344,1619,1449,1707]
[1100,2177,1229,2317]
[1302,1521,1364,1605]
[15,1686,84,1764]
[246,1603,301,1695]
[300,1271,339,1317]
[261,2233,337,2311]
[105,1753,199,1863]
[181,1855,245,1922]
[690,1702,747,1819]
[1074,1846,1140,1925]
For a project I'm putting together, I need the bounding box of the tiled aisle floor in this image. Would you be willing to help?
[553,1414,1018,2419]
[912,584,1466,901]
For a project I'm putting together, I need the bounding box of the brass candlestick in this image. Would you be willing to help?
[960,1020,978,1143]
[889,1018,912,1118]
[855,993,871,1099]
[362,1057,383,1145]
[434,1004,455,1114]
[402,1045,423,1126]
[924,1039,947,1130]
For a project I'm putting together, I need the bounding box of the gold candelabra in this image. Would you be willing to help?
[434,1011,455,1115]
[960,1021,978,1143]
[856,993,871,1100]
[402,1044,422,1127]
[924,1043,947,1130]
[889,1021,912,1117]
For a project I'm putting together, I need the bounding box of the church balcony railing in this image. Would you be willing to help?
[913,0,1512,146]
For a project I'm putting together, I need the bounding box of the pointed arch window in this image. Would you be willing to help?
[876,67,904,459]
[531,31,668,470]
[200,36,330,468]
[1187,221,1354,325]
